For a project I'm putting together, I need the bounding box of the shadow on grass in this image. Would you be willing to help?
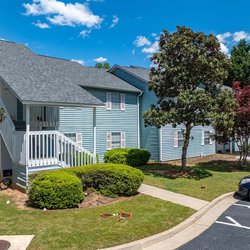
[139,165,213,181]
[138,159,250,181]
[197,160,250,172]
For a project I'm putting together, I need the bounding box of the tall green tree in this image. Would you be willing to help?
[227,39,250,87]
[95,62,111,69]
[144,26,230,172]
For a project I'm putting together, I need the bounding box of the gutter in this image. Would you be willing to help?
[137,91,143,149]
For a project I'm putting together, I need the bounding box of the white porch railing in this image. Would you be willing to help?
[27,131,96,167]
[0,97,26,165]
[0,97,96,168]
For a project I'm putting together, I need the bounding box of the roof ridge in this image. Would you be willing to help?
[0,39,17,44]
[38,54,72,62]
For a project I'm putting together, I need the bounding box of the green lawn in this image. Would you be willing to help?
[140,161,250,201]
[0,194,194,250]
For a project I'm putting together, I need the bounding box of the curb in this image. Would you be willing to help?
[101,192,234,250]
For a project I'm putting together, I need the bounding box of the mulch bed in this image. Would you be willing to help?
[0,188,141,210]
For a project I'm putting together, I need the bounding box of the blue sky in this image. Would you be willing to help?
[0,0,249,67]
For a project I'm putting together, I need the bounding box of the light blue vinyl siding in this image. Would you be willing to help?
[12,164,27,190]
[112,68,160,161]
[59,88,139,162]
[161,125,216,161]
[59,107,94,151]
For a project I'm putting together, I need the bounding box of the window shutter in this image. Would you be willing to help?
[106,92,112,110]
[174,131,178,148]
[201,131,205,146]
[209,130,213,144]
[107,132,112,150]
[76,133,82,146]
[120,93,125,111]
[121,132,126,148]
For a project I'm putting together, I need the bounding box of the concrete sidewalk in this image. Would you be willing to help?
[139,184,209,210]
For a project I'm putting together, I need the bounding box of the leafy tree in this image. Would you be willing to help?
[227,40,250,87]
[95,62,111,69]
[212,82,250,167]
[233,82,250,166]
[143,26,229,172]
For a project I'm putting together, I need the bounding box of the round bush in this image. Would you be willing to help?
[29,171,84,209]
[103,148,151,167]
[64,163,144,197]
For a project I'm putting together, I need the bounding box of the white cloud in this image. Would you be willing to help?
[23,0,103,28]
[151,33,157,37]
[0,38,6,41]
[219,42,230,55]
[134,36,151,47]
[71,59,85,65]
[94,57,107,63]
[142,41,159,54]
[109,15,119,29]
[79,29,91,38]
[233,31,250,42]
[33,21,50,29]
[216,32,231,43]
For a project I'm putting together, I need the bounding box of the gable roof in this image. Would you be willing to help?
[0,40,140,107]
[38,55,140,93]
[110,65,150,83]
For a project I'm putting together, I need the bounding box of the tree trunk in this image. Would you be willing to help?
[181,124,192,173]
[238,136,249,168]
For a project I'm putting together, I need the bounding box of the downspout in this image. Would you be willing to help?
[137,91,143,149]
[159,127,163,162]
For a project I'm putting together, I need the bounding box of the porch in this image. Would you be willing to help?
[0,83,98,179]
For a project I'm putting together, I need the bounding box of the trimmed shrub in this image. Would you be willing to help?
[29,171,84,209]
[103,148,151,167]
[63,163,144,197]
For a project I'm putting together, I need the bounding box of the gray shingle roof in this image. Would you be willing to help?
[0,40,140,107]
[38,56,140,93]
[119,65,150,82]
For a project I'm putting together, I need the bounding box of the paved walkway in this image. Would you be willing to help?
[0,235,34,250]
[139,184,209,210]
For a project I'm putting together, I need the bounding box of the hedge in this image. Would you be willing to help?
[63,163,144,197]
[28,171,84,209]
[103,148,151,167]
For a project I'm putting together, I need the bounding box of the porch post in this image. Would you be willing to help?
[26,105,30,165]
[93,107,97,162]
[229,137,233,154]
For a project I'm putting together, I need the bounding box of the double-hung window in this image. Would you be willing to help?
[107,132,126,150]
[202,131,212,145]
[174,131,184,148]
[106,92,125,111]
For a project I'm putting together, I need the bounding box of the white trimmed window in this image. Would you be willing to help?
[106,92,125,111]
[174,131,184,148]
[64,132,82,146]
[107,132,126,150]
[202,131,213,145]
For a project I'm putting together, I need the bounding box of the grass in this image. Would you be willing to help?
[0,194,194,250]
[139,159,250,201]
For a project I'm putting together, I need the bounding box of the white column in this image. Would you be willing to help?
[229,138,233,154]
[26,105,30,165]
[93,107,97,162]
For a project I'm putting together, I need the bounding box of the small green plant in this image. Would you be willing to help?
[29,171,84,209]
[104,148,151,167]
[63,163,144,197]
[189,168,212,180]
